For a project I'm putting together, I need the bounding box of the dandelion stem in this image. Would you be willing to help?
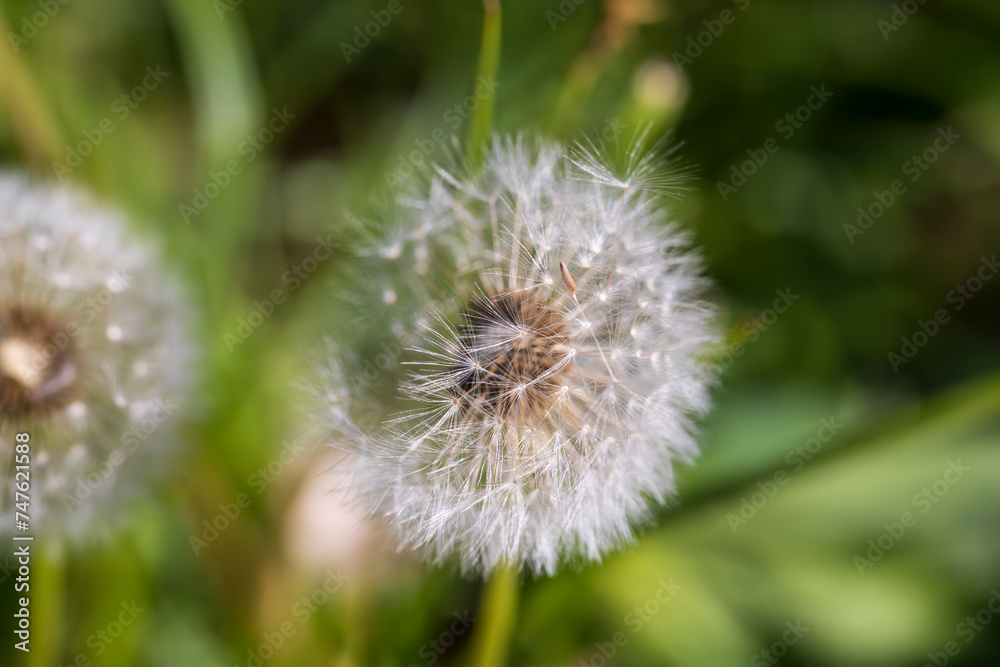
[0,12,63,168]
[465,0,502,167]
[468,563,519,667]
[29,543,64,667]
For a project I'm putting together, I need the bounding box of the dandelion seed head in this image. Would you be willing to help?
[307,136,718,577]
[0,174,196,540]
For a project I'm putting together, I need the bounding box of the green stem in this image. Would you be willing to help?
[465,0,502,167]
[342,573,369,667]
[0,12,64,168]
[28,542,64,667]
[468,563,519,667]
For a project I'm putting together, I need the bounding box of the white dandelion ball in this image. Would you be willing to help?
[0,174,196,539]
[308,136,718,576]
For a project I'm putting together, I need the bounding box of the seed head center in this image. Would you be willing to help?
[0,305,78,418]
[453,292,569,421]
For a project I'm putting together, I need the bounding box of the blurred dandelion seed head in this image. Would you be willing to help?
[0,174,196,539]
[308,136,718,577]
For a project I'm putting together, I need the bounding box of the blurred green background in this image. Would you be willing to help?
[2,0,1000,665]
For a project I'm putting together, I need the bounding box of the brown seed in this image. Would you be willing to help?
[559,262,576,298]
